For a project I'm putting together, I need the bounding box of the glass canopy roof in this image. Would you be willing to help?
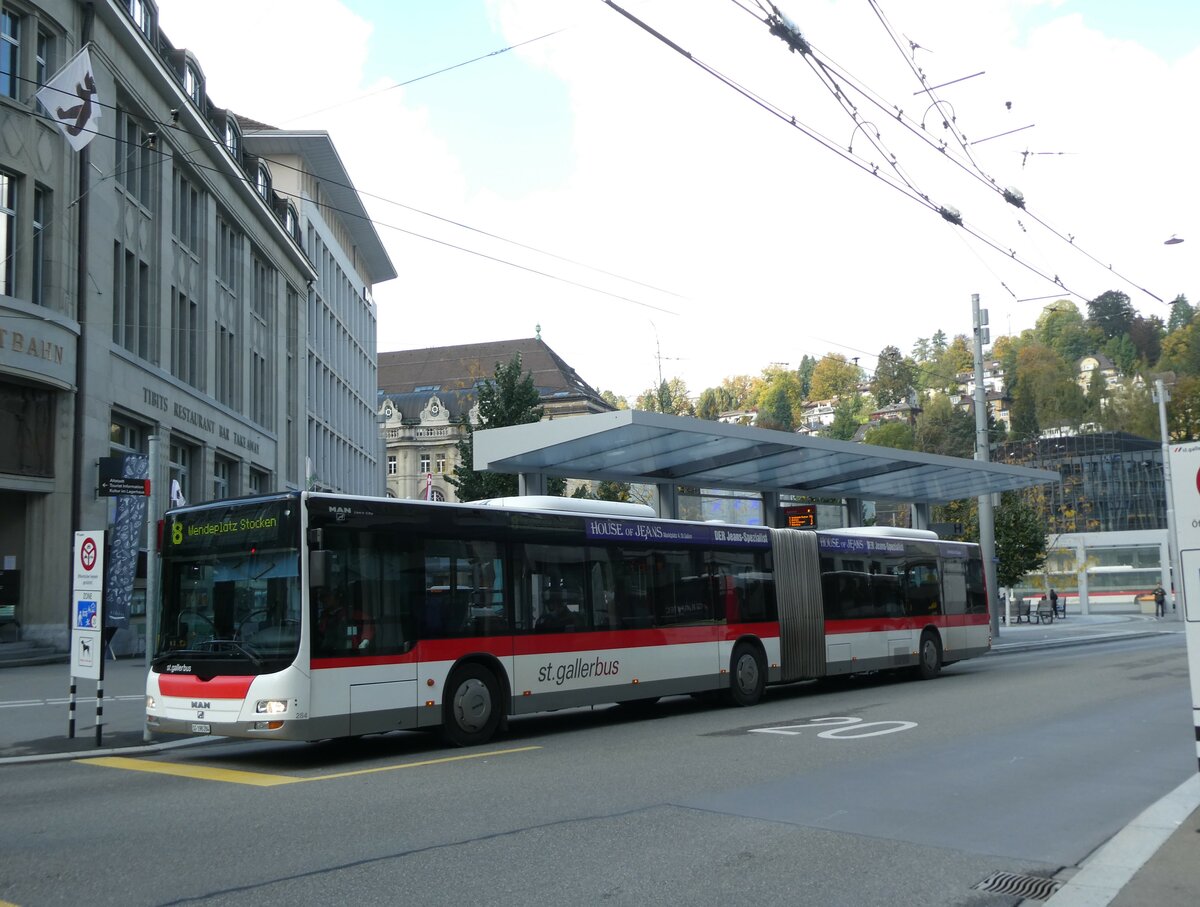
[473,410,1058,505]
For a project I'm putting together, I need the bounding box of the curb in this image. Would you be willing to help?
[988,630,1172,655]
[1043,773,1200,906]
[0,733,225,766]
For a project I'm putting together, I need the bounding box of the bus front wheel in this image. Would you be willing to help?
[729,642,766,706]
[443,663,502,747]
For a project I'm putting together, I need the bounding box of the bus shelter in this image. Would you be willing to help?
[472,410,1059,527]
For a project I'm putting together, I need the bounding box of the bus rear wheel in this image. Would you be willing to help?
[915,631,942,681]
[729,642,766,706]
[443,663,502,747]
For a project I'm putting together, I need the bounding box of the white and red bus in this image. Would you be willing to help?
[145,492,989,746]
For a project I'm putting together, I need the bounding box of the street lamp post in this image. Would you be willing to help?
[1154,377,1183,620]
[972,294,1001,635]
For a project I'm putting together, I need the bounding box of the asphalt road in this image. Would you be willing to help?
[0,633,1193,907]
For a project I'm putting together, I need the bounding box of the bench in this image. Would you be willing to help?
[0,604,18,641]
[1033,600,1055,624]
[1013,600,1031,623]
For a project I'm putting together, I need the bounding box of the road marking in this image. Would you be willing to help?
[77,745,542,787]
[0,695,143,709]
[78,757,300,787]
[749,716,918,739]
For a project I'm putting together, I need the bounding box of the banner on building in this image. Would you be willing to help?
[36,45,103,151]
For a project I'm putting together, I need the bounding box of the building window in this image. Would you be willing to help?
[0,170,14,296]
[118,111,154,208]
[250,350,269,427]
[31,184,46,306]
[169,439,194,505]
[216,216,241,292]
[223,117,239,159]
[215,324,238,409]
[213,455,235,500]
[172,168,201,254]
[112,241,157,362]
[0,383,54,476]
[183,62,201,104]
[127,0,155,37]
[0,10,18,100]
[170,287,200,388]
[34,28,49,88]
[387,455,397,476]
[419,454,430,475]
[251,254,274,323]
[248,467,268,494]
[436,453,446,474]
[284,203,299,242]
[110,416,146,454]
[255,162,270,200]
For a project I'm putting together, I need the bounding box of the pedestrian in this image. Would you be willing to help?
[1049,587,1060,618]
[1153,583,1166,618]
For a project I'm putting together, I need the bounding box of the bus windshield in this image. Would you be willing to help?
[155,497,301,672]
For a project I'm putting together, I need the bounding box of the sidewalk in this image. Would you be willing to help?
[0,613,1195,906]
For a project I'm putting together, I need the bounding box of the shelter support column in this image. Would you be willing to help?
[762,492,780,528]
[655,483,679,520]
[911,502,931,531]
[518,472,546,496]
[843,499,864,527]
[1076,539,1090,616]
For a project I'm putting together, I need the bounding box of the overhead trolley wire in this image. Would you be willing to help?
[602,0,1086,302]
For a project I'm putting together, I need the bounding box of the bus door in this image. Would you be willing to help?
[939,559,968,657]
[309,530,421,737]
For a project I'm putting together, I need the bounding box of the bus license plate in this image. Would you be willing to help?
[191,723,210,734]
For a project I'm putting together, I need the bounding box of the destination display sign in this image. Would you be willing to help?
[166,498,295,554]
[584,517,770,548]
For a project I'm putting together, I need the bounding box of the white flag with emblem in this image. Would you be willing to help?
[36,45,102,151]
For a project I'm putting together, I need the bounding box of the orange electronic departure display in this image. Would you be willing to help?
[781,504,817,528]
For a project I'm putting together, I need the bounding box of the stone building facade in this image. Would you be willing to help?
[378,337,612,502]
[0,0,392,649]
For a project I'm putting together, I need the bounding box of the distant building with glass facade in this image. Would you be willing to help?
[996,431,1169,611]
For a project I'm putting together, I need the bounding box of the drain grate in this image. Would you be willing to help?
[973,871,1063,901]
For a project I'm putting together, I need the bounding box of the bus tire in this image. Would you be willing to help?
[729,642,766,706]
[916,631,942,680]
[443,663,502,747]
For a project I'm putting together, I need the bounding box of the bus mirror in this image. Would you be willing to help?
[309,550,328,587]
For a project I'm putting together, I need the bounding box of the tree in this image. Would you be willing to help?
[1103,378,1158,438]
[1168,375,1200,442]
[448,354,555,502]
[1127,314,1163,366]
[913,394,974,458]
[601,390,628,410]
[808,353,861,401]
[863,420,915,449]
[1008,342,1085,436]
[756,382,795,431]
[825,396,864,440]
[796,356,817,399]
[870,345,917,406]
[1087,290,1136,341]
[1034,301,1095,362]
[1167,294,1193,333]
[637,377,694,415]
[937,492,1045,588]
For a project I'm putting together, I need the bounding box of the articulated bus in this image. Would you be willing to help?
[145,492,989,746]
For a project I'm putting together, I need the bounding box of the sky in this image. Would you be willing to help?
[154,0,1200,403]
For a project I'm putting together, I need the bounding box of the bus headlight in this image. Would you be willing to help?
[146,695,157,710]
[256,699,288,715]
